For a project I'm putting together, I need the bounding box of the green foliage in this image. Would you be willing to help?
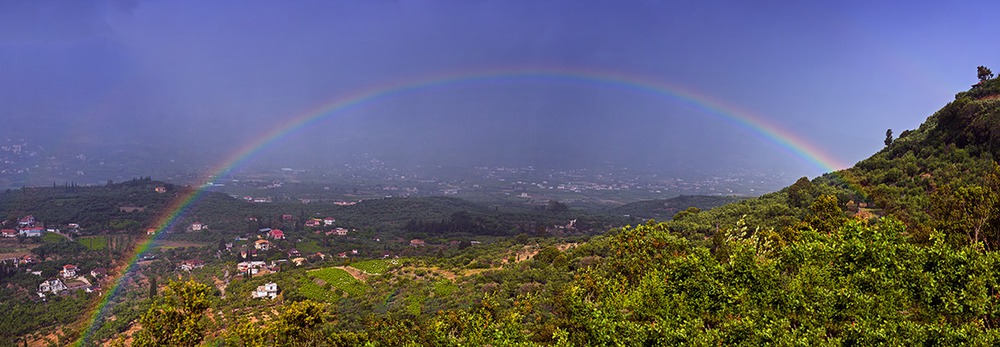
[40,232,64,243]
[298,278,340,303]
[133,280,212,347]
[979,65,994,82]
[78,235,108,251]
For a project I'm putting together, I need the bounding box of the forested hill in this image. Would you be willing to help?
[609,195,743,221]
[0,178,186,232]
[662,71,1000,248]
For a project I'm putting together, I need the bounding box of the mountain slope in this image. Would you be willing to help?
[663,74,1000,248]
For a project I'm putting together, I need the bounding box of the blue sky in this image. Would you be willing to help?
[1,0,997,178]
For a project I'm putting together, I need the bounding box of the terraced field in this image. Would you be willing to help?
[298,278,340,302]
[349,259,392,275]
[307,267,367,296]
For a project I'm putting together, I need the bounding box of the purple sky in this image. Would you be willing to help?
[1,0,998,178]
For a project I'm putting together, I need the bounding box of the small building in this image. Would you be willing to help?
[287,249,301,258]
[410,239,426,247]
[38,278,67,295]
[61,264,78,278]
[332,228,348,236]
[119,206,145,213]
[21,255,37,264]
[1,229,17,238]
[180,259,205,271]
[147,228,156,235]
[190,222,204,231]
[90,268,108,279]
[67,223,80,229]
[282,214,293,221]
[20,227,44,237]
[323,217,336,226]
[18,215,35,227]
[269,229,285,240]
[155,186,167,193]
[252,282,279,299]
[238,261,267,275]
[255,239,271,251]
[304,219,321,228]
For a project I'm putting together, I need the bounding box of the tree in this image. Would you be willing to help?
[786,177,816,208]
[149,276,157,298]
[884,128,893,147]
[978,65,994,82]
[133,280,212,347]
[273,300,327,346]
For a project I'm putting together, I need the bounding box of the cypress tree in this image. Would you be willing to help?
[149,276,157,298]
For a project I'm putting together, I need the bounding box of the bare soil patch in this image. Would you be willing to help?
[337,266,369,282]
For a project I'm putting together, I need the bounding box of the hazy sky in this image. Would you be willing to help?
[1,1,998,178]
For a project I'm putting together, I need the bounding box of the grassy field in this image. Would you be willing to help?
[41,232,66,244]
[349,259,392,275]
[295,240,322,254]
[77,235,108,251]
[307,267,367,296]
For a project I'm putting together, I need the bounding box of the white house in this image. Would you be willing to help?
[180,259,205,271]
[38,278,67,294]
[237,261,267,275]
[20,227,44,237]
[252,282,279,299]
[61,264,78,278]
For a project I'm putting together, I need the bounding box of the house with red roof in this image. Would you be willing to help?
[180,259,205,271]
[20,227,44,237]
[269,229,285,240]
[18,215,35,227]
[1,229,17,238]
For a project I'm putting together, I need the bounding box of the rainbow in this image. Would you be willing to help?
[74,66,852,344]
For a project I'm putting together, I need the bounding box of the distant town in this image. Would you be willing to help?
[0,138,798,204]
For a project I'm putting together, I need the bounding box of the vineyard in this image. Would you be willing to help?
[349,259,393,275]
[307,267,367,296]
